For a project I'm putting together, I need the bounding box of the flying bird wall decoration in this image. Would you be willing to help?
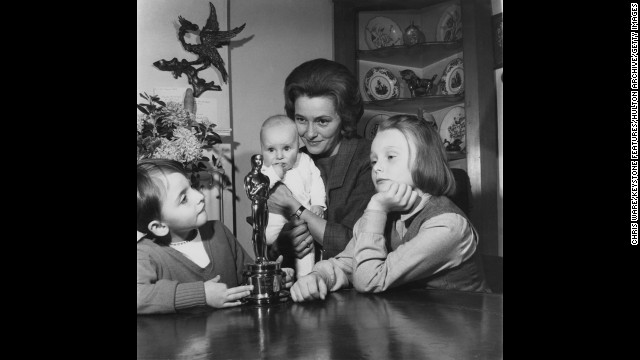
[153,2,246,97]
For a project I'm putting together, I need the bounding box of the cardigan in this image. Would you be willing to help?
[399,196,489,292]
[137,220,250,314]
[306,137,377,258]
[314,194,489,293]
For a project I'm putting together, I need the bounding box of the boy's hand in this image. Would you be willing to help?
[367,182,420,213]
[204,275,253,308]
[309,205,325,218]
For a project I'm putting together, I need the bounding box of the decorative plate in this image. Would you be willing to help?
[439,106,466,152]
[363,114,390,140]
[365,16,404,49]
[441,58,464,95]
[364,67,400,101]
[436,5,463,42]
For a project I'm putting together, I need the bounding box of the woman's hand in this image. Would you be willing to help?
[267,182,300,217]
[367,182,420,213]
[283,217,314,259]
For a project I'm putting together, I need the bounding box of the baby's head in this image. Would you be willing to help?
[137,159,207,244]
[260,115,300,172]
[371,114,455,196]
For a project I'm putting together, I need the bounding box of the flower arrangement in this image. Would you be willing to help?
[137,92,226,188]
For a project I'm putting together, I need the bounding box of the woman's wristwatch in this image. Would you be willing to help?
[291,206,306,220]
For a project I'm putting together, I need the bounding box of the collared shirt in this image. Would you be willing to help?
[315,193,477,292]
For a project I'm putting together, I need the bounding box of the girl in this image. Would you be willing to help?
[137,159,293,314]
[289,114,489,302]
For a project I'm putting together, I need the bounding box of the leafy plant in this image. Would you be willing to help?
[137,92,225,187]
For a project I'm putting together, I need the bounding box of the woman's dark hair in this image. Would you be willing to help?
[377,114,456,196]
[284,58,364,139]
[137,159,187,242]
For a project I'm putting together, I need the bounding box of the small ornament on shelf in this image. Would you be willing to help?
[403,21,426,46]
[418,107,437,131]
[400,69,437,98]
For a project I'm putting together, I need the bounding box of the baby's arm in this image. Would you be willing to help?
[261,164,286,188]
[306,154,327,210]
[309,205,325,218]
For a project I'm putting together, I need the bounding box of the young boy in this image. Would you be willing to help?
[259,115,326,276]
[137,159,293,314]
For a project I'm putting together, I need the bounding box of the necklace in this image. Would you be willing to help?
[170,240,192,247]
[169,230,199,247]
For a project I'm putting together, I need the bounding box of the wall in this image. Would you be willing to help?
[230,0,334,258]
[137,0,235,224]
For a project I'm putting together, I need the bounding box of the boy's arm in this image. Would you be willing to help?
[137,248,206,314]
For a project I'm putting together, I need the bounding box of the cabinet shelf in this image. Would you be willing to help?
[357,41,462,68]
[364,95,463,114]
[446,151,466,161]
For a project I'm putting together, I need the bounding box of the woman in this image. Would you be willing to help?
[267,58,376,266]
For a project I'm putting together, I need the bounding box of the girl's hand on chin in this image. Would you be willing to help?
[367,182,420,213]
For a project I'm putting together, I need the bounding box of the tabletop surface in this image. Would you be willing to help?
[137,288,503,360]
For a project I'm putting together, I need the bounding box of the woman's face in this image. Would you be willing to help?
[293,96,342,156]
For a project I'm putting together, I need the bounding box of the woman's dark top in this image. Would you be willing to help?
[304,137,377,259]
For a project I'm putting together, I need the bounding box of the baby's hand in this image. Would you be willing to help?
[273,164,286,180]
[204,275,254,308]
[310,205,325,218]
[367,182,419,213]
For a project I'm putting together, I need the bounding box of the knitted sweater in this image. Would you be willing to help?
[137,221,250,314]
[316,194,489,293]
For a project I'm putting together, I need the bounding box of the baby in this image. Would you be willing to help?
[260,115,326,276]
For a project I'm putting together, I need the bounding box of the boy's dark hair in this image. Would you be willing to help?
[284,58,364,139]
[377,114,456,196]
[137,159,187,242]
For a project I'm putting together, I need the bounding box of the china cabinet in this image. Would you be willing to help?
[333,0,499,255]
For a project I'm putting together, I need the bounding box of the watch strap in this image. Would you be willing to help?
[292,206,306,219]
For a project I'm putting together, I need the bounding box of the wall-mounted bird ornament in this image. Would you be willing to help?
[153,2,246,97]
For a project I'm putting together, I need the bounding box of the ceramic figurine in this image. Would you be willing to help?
[403,21,426,46]
[400,69,437,97]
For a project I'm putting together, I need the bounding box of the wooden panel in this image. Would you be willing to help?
[333,2,357,72]
[461,0,498,255]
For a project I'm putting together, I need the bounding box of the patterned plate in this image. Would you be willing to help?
[441,58,464,95]
[364,67,400,101]
[439,106,466,152]
[363,114,390,140]
[365,16,404,49]
[436,5,463,42]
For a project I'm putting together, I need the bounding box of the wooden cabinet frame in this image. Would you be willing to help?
[333,0,499,255]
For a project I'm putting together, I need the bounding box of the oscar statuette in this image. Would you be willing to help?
[242,154,290,305]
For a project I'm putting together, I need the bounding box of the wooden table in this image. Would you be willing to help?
[137,288,503,359]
